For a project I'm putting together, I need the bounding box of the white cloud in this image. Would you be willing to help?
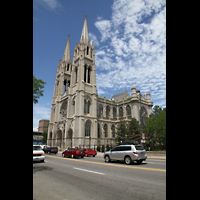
[94,0,166,107]
[33,104,50,130]
[94,20,112,42]
[33,0,62,11]
[43,0,57,9]
[89,32,99,46]
[33,127,38,131]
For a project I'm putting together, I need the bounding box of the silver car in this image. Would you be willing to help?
[104,144,147,165]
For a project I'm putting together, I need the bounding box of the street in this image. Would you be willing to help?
[33,153,166,200]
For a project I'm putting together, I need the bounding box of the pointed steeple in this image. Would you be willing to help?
[80,15,89,44]
[63,35,71,62]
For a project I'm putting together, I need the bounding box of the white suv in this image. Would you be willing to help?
[104,144,147,165]
[33,145,45,162]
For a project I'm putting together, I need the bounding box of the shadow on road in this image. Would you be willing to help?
[33,163,53,174]
[109,160,148,165]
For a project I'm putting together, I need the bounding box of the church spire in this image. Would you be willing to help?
[80,15,89,44]
[63,35,71,62]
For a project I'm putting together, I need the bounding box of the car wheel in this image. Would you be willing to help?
[71,154,74,158]
[41,159,44,162]
[93,155,95,157]
[85,153,88,157]
[125,156,132,165]
[105,155,110,163]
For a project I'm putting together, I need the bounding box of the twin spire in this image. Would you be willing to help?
[63,34,71,62]
[62,15,89,62]
[80,14,89,44]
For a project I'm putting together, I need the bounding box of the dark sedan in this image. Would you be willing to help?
[44,147,58,154]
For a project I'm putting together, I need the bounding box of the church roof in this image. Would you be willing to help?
[112,90,130,101]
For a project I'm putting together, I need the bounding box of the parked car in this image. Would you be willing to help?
[33,145,45,162]
[43,147,58,154]
[104,143,147,165]
[62,148,85,158]
[83,148,97,157]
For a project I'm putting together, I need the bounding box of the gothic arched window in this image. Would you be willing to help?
[75,67,78,83]
[84,65,87,82]
[98,123,100,138]
[85,120,91,137]
[106,106,110,118]
[119,107,123,118]
[113,107,116,119]
[99,104,103,117]
[84,100,87,114]
[87,101,90,114]
[126,105,131,118]
[111,125,115,138]
[104,124,108,137]
[88,67,91,83]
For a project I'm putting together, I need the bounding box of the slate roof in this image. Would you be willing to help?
[111,90,130,101]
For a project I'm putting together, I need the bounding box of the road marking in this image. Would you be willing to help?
[45,155,166,172]
[73,167,105,175]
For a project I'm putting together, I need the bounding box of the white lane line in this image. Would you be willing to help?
[73,167,105,175]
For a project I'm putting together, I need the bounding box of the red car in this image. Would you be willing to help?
[84,148,97,157]
[62,148,85,158]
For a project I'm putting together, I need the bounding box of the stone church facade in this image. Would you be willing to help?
[47,15,153,149]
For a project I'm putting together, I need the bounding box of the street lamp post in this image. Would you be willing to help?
[136,90,143,143]
[89,136,91,149]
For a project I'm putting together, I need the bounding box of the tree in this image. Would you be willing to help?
[115,119,128,145]
[127,117,141,142]
[115,118,141,144]
[41,123,49,144]
[33,74,46,104]
[144,106,166,150]
[41,130,48,144]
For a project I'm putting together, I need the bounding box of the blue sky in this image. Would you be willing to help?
[33,0,166,131]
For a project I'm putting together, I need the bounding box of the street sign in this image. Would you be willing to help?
[141,139,145,143]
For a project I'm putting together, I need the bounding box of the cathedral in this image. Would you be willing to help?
[47,15,153,149]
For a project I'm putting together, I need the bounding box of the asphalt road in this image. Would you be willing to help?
[33,153,166,200]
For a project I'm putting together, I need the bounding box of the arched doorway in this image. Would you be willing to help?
[56,130,62,148]
[67,129,73,148]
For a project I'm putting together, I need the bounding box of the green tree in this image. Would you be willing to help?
[33,74,46,104]
[144,106,166,150]
[127,117,141,142]
[41,123,49,144]
[115,119,128,145]
[41,130,48,144]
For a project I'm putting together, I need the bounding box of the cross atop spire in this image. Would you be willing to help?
[80,14,89,44]
[63,34,71,62]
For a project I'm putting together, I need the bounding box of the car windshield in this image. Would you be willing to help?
[135,145,144,150]
[33,146,42,150]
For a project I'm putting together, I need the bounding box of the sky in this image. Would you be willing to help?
[33,0,166,131]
